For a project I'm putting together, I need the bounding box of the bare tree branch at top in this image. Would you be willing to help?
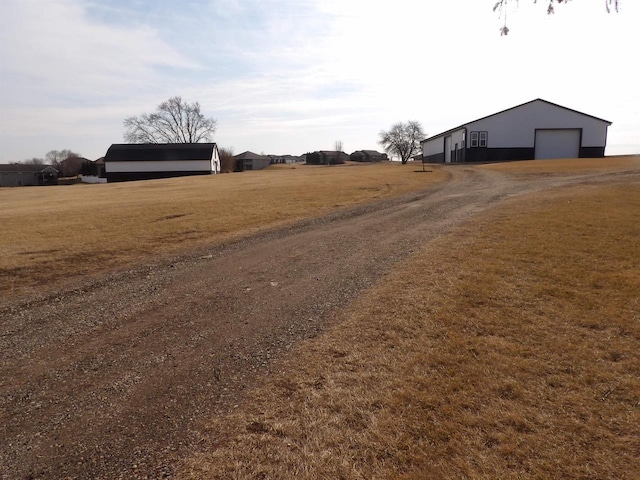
[494,0,621,35]
[123,96,217,144]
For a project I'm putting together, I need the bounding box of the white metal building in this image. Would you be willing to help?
[421,99,612,163]
[104,143,220,182]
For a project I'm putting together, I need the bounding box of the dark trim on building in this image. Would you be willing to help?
[465,147,534,163]
[428,145,606,164]
[423,153,445,163]
[105,171,212,183]
[579,146,606,158]
[426,148,534,164]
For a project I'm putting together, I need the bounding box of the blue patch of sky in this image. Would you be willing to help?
[84,0,333,83]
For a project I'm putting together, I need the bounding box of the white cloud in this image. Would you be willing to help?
[0,0,196,103]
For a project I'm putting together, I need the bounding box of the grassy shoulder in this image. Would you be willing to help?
[0,162,447,299]
[180,178,640,479]
[479,154,640,176]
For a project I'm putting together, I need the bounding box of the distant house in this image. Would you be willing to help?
[0,164,58,187]
[103,143,220,182]
[234,151,271,171]
[268,154,306,165]
[306,151,349,165]
[421,99,612,163]
[350,150,388,162]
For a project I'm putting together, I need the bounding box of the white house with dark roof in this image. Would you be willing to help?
[421,99,612,164]
[104,143,220,182]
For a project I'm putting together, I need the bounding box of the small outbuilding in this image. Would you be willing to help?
[421,99,612,163]
[234,151,272,171]
[104,143,220,182]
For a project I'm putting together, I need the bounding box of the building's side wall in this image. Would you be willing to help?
[422,128,466,163]
[105,159,212,173]
[246,158,271,170]
[0,171,40,187]
[466,101,609,149]
[424,101,609,163]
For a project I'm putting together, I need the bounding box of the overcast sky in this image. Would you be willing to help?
[1,0,638,162]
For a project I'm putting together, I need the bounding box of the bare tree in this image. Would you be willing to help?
[330,140,344,165]
[59,157,89,177]
[379,121,426,164]
[17,158,45,165]
[45,149,83,177]
[124,96,217,144]
[44,150,89,177]
[218,146,236,173]
[494,0,620,35]
[46,149,80,165]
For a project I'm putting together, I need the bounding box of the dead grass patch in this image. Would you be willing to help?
[180,179,640,479]
[479,155,640,176]
[0,163,446,299]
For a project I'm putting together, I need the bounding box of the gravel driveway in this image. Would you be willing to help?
[2,165,637,479]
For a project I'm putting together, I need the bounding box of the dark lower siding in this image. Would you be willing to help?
[105,171,212,183]
[465,148,534,163]
[426,148,531,163]
[425,145,606,164]
[579,146,606,158]
[424,153,445,163]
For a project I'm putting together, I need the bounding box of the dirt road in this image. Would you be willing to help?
[1,165,637,479]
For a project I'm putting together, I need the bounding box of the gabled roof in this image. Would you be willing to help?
[351,150,387,157]
[234,151,269,160]
[268,154,303,160]
[421,98,612,143]
[0,164,58,173]
[104,143,217,162]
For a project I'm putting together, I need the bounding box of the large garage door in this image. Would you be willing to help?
[535,129,581,160]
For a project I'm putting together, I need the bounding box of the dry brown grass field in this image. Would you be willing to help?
[0,162,447,299]
[181,170,640,478]
[3,156,639,478]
